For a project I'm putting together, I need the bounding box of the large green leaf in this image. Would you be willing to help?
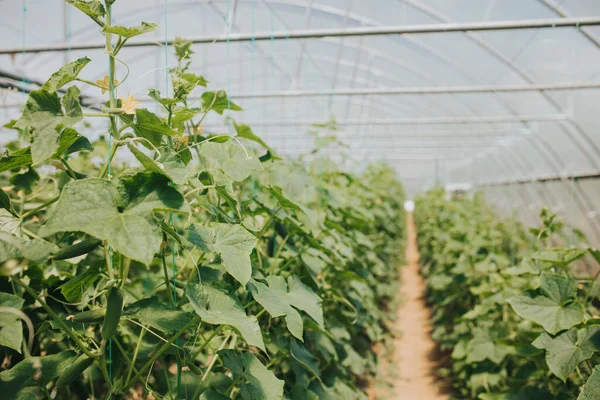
[41,57,91,92]
[0,211,58,262]
[65,0,105,23]
[201,91,242,114]
[578,365,600,400]
[133,109,179,147]
[186,283,264,350]
[54,128,93,158]
[234,122,272,151]
[0,292,25,353]
[218,350,284,400]
[466,328,511,364]
[290,339,320,378]
[39,173,188,265]
[247,275,324,340]
[531,248,588,267]
[507,273,583,334]
[14,88,83,164]
[123,297,192,334]
[0,147,32,173]
[102,22,157,38]
[128,145,191,185]
[59,265,100,303]
[199,142,262,183]
[187,223,257,285]
[0,351,77,398]
[532,326,600,381]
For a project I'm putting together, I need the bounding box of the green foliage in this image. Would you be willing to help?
[415,188,600,399]
[0,2,405,399]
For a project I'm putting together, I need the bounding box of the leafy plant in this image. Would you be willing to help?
[414,188,600,399]
[0,1,405,399]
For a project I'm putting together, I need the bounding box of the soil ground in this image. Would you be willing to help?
[369,213,449,399]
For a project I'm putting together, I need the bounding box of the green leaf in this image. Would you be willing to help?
[123,297,192,334]
[55,127,93,157]
[200,390,230,400]
[0,189,16,217]
[9,168,39,194]
[133,109,179,147]
[0,292,25,353]
[507,273,584,334]
[201,91,242,115]
[172,73,208,101]
[59,265,100,303]
[185,283,264,350]
[39,173,188,265]
[578,365,600,400]
[187,223,257,285]
[234,121,272,151]
[0,213,58,263]
[533,326,600,381]
[148,89,178,108]
[174,37,194,61]
[532,248,588,267]
[290,339,320,378]
[0,147,32,173]
[199,142,262,183]
[14,88,83,164]
[0,351,77,398]
[41,57,91,92]
[247,275,324,340]
[127,145,191,185]
[218,350,284,400]
[466,328,511,364]
[65,0,105,23]
[102,22,157,38]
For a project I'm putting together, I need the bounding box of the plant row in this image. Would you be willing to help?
[0,1,406,399]
[414,188,600,399]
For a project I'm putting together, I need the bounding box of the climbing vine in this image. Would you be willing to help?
[0,1,405,399]
[415,188,600,399]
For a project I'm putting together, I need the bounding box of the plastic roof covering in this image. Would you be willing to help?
[1,0,600,240]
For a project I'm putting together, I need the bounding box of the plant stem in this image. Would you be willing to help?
[99,340,113,393]
[113,336,142,383]
[12,277,98,359]
[123,316,201,392]
[20,196,59,220]
[120,257,131,289]
[201,333,231,382]
[162,251,176,308]
[189,325,224,361]
[76,78,106,89]
[60,157,79,180]
[104,2,121,154]
[98,143,120,178]
[104,245,115,280]
[82,113,111,118]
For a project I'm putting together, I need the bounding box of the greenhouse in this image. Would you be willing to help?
[1,0,600,399]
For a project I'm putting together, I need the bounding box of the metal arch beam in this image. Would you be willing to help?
[399,0,600,236]
[18,0,508,137]
[4,16,600,53]
[202,114,568,126]
[228,82,600,97]
[538,0,600,51]
[400,1,600,171]
[398,1,600,235]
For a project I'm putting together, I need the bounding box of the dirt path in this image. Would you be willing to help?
[370,213,448,399]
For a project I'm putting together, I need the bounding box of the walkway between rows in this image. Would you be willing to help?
[371,213,449,399]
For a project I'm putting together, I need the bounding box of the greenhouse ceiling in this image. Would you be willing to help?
[1,1,600,207]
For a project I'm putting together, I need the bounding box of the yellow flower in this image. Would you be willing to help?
[120,94,141,115]
[96,75,119,94]
[196,125,204,135]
